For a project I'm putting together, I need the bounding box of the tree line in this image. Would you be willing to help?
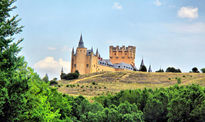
[1,0,205,121]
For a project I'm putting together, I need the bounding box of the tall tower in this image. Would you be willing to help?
[71,34,87,74]
[109,46,136,66]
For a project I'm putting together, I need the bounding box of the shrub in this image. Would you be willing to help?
[177,78,181,84]
[139,65,147,72]
[192,67,200,73]
[92,82,98,85]
[166,67,181,73]
[156,69,164,72]
[61,70,80,80]
[201,68,205,73]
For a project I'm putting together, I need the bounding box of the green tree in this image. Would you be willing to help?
[0,0,29,121]
[192,67,200,73]
[166,67,181,73]
[201,68,205,73]
[42,73,49,83]
[139,65,147,72]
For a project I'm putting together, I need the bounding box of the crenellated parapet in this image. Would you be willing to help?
[109,45,136,66]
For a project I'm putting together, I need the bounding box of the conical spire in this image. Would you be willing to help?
[78,34,85,48]
[140,58,144,67]
[72,47,74,54]
[148,65,152,72]
[96,48,99,56]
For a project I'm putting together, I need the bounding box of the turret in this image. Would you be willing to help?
[72,47,74,55]
[148,65,152,72]
[96,48,99,57]
[78,34,85,48]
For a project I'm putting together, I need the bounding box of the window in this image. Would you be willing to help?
[74,64,76,67]
[86,64,89,67]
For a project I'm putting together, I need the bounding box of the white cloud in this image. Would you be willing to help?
[112,2,122,10]
[178,7,198,19]
[154,0,162,7]
[167,22,205,34]
[48,47,57,51]
[34,57,70,79]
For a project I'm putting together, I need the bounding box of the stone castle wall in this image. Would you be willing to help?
[109,46,136,66]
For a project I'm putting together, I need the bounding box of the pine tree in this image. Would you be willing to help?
[0,0,28,121]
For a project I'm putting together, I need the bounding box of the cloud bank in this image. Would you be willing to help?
[34,57,70,79]
[178,7,198,19]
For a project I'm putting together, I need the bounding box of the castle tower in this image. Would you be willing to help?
[71,34,87,74]
[109,45,136,66]
[71,34,99,74]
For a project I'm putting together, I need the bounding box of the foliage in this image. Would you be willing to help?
[50,77,58,86]
[166,67,181,73]
[192,67,200,73]
[42,74,49,83]
[0,0,27,121]
[201,68,205,73]
[156,69,164,72]
[139,65,147,72]
[177,78,181,84]
[61,70,80,80]
[94,84,205,122]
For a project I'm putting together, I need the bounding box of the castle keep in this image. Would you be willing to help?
[71,35,137,74]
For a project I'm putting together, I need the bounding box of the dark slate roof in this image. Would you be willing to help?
[78,34,85,48]
[113,62,134,70]
[98,60,135,71]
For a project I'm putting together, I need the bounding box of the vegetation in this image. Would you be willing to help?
[201,68,205,73]
[166,67,181,73]
[42,74,49,83]
[94,84,205,122]
[61,70,80,80]
[139,65,147,72]
[192,67,200,73]
[156,68,164,72]
[2,0,205,121]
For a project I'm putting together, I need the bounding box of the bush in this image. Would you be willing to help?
[156,69,164,72]
[166,67,181,73]
[192,67,200,73]
[50,78,58,86]
[61,70,79,80]
[139,65,147,72]
[201,68,205,73]
[177,78,181,84]
[92,82,98,85]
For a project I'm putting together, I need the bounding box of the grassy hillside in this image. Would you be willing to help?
[58,71,205,97]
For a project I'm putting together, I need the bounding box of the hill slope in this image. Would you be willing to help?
[58,71,205,97]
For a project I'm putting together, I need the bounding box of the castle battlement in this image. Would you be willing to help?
[109,45,136,66]
[71,35,137,74]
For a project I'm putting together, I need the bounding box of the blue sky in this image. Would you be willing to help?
[13,0,205,79]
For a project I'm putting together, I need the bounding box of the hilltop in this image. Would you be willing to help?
[58,71,205,97]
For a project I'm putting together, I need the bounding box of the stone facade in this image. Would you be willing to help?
[109,46,136,66]
[71,35,136,74]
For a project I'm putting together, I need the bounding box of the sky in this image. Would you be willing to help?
[13,0,205,79]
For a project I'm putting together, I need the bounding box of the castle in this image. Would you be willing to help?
[71,34,138,74]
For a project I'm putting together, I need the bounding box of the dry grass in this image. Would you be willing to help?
[57,71,205,97]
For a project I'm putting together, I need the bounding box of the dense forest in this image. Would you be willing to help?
[1,0,205,121]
